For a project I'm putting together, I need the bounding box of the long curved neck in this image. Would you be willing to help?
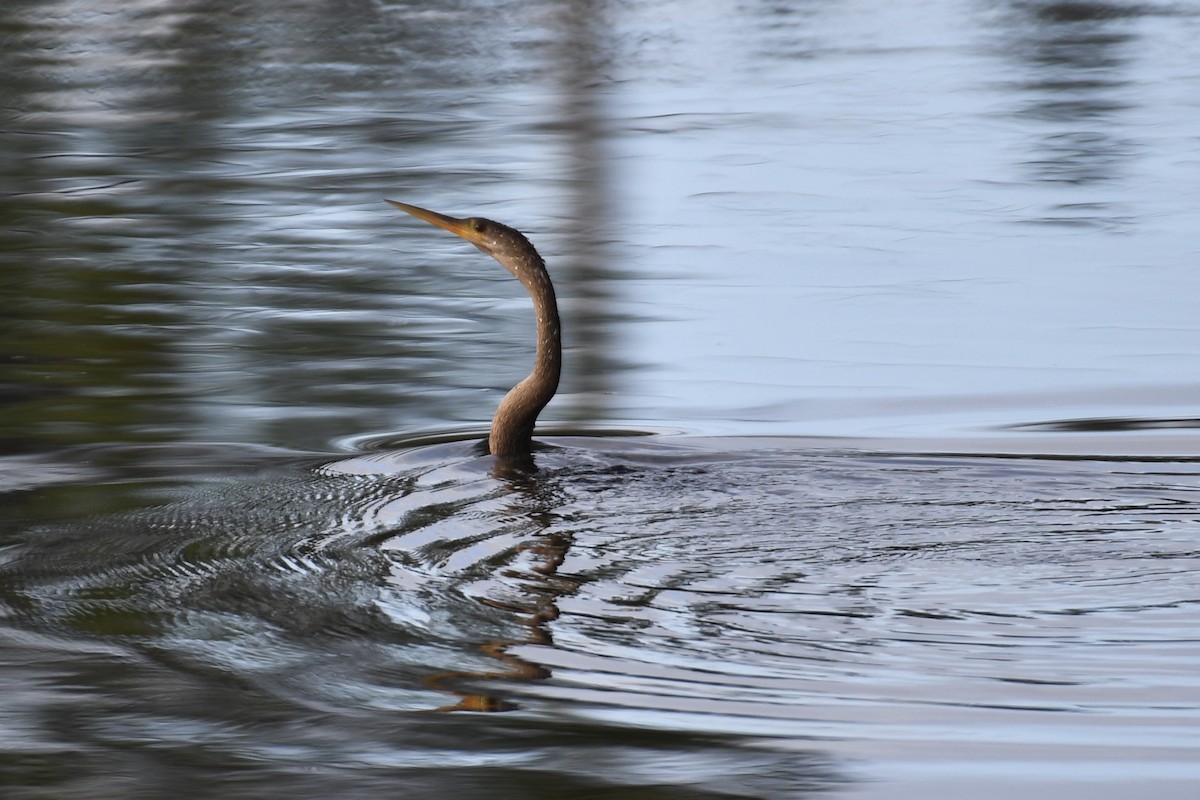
[488,249,561,459]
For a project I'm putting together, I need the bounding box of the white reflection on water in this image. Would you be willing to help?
[604,1,1200,438]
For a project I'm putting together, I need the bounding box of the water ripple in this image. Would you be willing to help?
[480,444,1200,759]
[2,438,1198,795]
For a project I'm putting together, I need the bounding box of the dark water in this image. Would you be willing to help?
[3,1,1200,798]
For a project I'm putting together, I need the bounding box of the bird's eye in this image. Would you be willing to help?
[472,220,486,234]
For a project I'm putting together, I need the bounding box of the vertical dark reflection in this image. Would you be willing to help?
[0,0,288,455]
[0,1,218,454]
[991,1,1164,188]
[0,0,497,453]
[545,0,621,429]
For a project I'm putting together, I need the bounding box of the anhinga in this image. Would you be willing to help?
[387,201,561,461]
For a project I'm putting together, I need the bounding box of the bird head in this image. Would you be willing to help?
[387,200,536,270]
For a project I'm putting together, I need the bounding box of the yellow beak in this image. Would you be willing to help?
[386,200,485,247]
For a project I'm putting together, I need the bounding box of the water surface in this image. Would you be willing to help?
[3,0,1199,798]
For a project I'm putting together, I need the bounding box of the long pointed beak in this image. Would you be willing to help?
[386,200,485,247]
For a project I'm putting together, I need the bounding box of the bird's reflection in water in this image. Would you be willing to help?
[421,463,578,712]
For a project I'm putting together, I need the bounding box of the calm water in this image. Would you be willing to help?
[3,1,1200,798]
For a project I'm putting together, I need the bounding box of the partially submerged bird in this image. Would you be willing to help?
[387,201,561,461]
